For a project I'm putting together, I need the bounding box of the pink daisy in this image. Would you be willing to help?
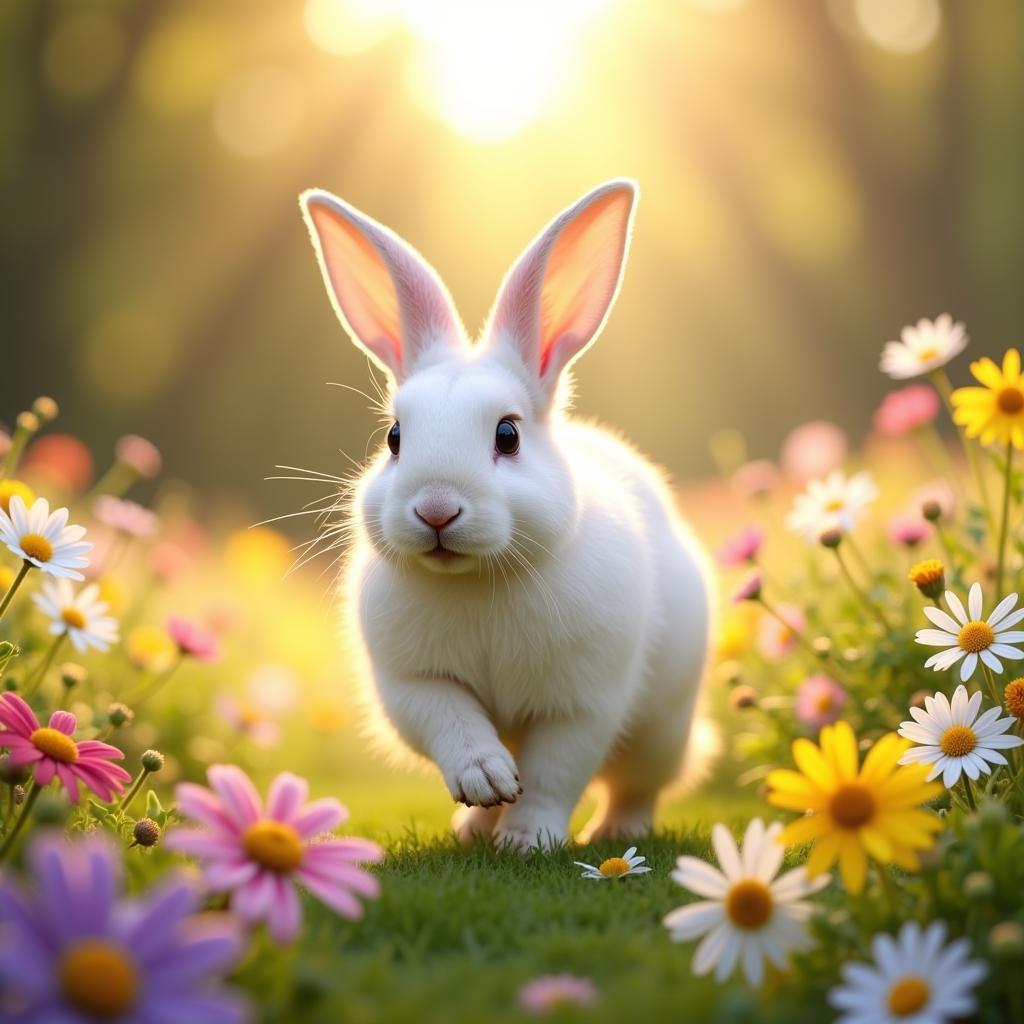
[717,525,764,569]
[167,615,221,662]
[795,674,847,730]
[873,384,941,436]
[0,692,130,803]
[167,765,384,944]
[519,975,599,1014]
[732,571,763,604]
[887,515,931,548]
[93,495,159,538]
[115,433,162,479]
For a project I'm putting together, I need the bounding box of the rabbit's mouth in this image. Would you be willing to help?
[423,543,465,563]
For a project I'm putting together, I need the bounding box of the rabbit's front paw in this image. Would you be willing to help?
[445,746,521,808]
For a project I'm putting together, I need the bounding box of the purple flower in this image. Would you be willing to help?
[0,831,246,1022]
[716,526,764,569]
[795,675,847,730]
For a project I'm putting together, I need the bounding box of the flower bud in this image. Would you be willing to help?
[3,676,18,692]
[818,527,843,549]
[132,818,161,847]
[921,500,942,522]
[31,396,59,424]
[908,559,945,601]
[60,662,87,690]
[140,749,165,773]
[730,685,758,710]
[107,703,134,729]
[1004,678,1024,721]
[15,411,39,434]
[990,921,1024,959]
[963,871,994,899]
[812,636,832,658]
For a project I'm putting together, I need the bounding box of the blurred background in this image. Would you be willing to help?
[2,0,1024,527]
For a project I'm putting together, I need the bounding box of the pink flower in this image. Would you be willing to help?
[0,693,130,803]
[717,526,764,569]
[167,615,221,662]
[795,675,847,730]
[93,495,159,538]
[731,460,779,500]
[115,434,162,479]
[167,765,384,944]
[780,421,847,483]
[519,975,599,1014]
[887,515,931,548]
[732,572,763,604]
[758,603,805,658]
[873,384,940,435]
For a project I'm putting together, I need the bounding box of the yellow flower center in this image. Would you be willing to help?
[829,783,876,829]
[598,857,632,878]
[887,976,931,1016]
[725,879,773,930]
[814,693,834,713]
[19,532,53,562]
[30,726,78,763]
[998,386,1024,415]
[958,620,995,653]
[59,940,139,1018]
[1005,678,1024,720]
[917,347,939,362]
[61,607,87,630]
[824,499,845,512]
[940,725,977,757]
[243,819,304,872]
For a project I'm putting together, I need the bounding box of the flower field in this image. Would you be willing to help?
[2,314,1024,1022]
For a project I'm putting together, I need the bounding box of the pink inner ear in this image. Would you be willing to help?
[308,203,403,372]
[538,190,633,378]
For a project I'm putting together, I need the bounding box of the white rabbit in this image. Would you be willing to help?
[300,180,712,849]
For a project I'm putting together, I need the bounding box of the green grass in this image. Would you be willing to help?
[230,794,829,1024]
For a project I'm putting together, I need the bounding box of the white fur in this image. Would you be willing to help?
[300,180,713,849]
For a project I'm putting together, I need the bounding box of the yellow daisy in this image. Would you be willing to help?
[765,722,943,894]
[951,348,1024,448]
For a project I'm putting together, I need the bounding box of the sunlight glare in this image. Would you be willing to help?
[305,0,613,141]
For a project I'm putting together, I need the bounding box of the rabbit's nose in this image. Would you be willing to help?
[415,503,462,531]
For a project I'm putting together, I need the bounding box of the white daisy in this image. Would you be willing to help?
[0,495,91,580]
[915,582,1024,682]
[897,684,1023,788]
[879,314,968,380]
[829,920,986,1024]
[574,846,650,880]
[32,578,120,653]
[786,470,878,543]
[662,819,826,987]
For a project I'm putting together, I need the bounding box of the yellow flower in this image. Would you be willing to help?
[908,559,945,601]
[97,575,127,617]
[1005,678,1024,721]
[125,625,177,673]
[715,605,757,661]
[766,721,943,893]
[951,348,1024,448]
[0,479,34,516]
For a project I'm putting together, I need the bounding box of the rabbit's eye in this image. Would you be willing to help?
[495,419,519,456]
[387,422,400,455]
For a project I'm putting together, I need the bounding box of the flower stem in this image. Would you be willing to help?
[982,664,1003,709]
[961,774,977,812]
[0,784,40,861]
[118,768,152,815]
[931,368,995,532]
[833,547,892,633]
[22,634,65,700]
[0,562,31,624]
[876,865,899,919]
[996,442,1015,599]
[757,595,855,686]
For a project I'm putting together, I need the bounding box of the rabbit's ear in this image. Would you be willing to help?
[300,189,462,380]
[487,179,637,394]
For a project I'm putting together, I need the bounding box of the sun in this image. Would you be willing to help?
[304,0,613,141]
